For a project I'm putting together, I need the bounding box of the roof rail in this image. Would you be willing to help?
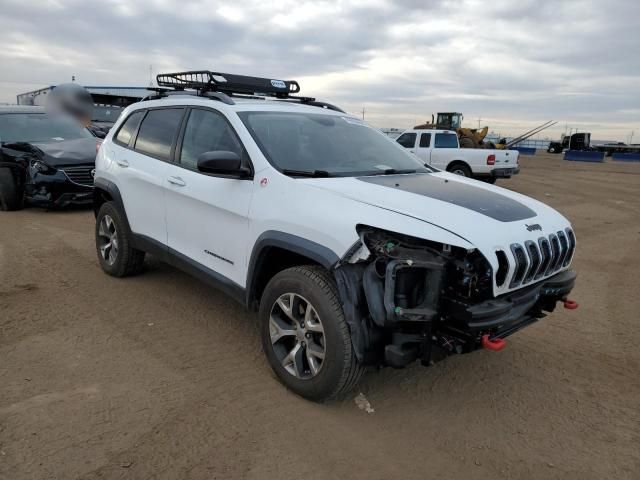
[156,70,300,98]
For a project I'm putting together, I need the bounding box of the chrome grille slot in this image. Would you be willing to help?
[524,240,540,283]
[61,166,94,186]
[564,228,576,267]
[495,250,509,287]
[536,237,551,280]
[548,234,561,273]
[557,230,568,268]
[509,244,528,288]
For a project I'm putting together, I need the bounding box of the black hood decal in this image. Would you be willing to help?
[357,174,536,222]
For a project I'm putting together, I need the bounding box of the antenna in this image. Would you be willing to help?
[148,65,153,87]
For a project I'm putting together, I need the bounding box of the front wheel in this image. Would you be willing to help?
[259,266,364,401]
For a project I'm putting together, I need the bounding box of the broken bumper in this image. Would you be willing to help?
[444,269,576,334]
[25,169,93,207]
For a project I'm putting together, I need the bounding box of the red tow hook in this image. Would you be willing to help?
[564,299,579,310]
[481,334,506,351]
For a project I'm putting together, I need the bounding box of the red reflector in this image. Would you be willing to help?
[481,334,506,351]
[487,154,496,165]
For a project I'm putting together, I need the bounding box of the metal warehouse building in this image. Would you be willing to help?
[17,85,157,107]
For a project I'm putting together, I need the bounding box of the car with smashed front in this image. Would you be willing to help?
[0,106,99,210]
[93,71,578,401]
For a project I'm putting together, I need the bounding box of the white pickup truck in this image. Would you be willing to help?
[396,128,519,183]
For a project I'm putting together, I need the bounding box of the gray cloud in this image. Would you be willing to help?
[0,0,637,139]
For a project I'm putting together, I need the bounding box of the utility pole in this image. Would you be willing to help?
[361,107,365,120]
[477,117,482,128]
[149,65,153,87]
[630,131,634,144]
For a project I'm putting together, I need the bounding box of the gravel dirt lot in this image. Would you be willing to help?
[1,153,639,479]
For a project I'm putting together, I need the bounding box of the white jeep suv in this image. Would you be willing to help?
[93,71,578,401]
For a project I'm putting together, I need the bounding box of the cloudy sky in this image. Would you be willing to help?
[1,0,638,140]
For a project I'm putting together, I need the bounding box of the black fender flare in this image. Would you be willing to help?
[94,178,125,214]
[246,230,340,305]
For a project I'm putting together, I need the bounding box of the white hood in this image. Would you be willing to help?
[301,171,573,295]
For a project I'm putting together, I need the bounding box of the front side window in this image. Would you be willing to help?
[115,111,144,146]
[434,133,458,149]
[396,132,417,148]
[134,108,184,160]
[239,112,429,176]
[180,109,244,170]
[0,113,92,144]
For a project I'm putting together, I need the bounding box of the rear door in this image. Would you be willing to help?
[164,107,254,287]
[112,107,185,244]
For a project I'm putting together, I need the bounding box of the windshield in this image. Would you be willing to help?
[0,113,93,144]
[238,111,431,176]
[92,106,123,123]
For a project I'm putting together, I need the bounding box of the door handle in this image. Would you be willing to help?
[116,159,129,168]
[167,176,186,187]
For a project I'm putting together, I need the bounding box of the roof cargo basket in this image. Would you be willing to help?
[156,70,300,98]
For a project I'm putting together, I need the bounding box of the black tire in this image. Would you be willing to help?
[0,167,24,211]
[259,266,364,401]
[483,177,497,184]
[448,163,472,177]
[95,201,145,277]
[459,136,475,148]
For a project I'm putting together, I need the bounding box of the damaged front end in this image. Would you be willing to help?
[334,226,576,369]
[0,143,93,207]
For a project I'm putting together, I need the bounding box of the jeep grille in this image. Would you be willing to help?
[508,228,575,289]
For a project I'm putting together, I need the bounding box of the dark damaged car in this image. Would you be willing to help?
[0,106,99,210]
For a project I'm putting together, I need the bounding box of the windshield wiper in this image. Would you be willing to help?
[367,168,417,176]
[282,169,333,178]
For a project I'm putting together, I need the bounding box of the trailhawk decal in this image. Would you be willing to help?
[357,174,537,222]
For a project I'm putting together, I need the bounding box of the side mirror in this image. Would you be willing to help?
[197,151,249,177]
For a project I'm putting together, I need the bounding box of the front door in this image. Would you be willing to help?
[164,107,254,287]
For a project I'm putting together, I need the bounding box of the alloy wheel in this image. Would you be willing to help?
[269,293,326,379]
[97,214,118,265]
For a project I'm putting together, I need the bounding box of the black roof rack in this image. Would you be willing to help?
[156,70,300,98]
[151,70,344,113]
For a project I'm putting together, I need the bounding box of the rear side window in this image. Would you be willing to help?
[434,133,458,148]
[419,133,431,148]
[134,108,184,160]
[179,109,244,170]
[396,132,416,148]
[115,111,144,146]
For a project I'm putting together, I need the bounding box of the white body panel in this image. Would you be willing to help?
[96,97,572,297]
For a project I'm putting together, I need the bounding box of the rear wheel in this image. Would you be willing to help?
[259,266,364,401]
[95,202,145,277]
[448,163,472,177]
[0,167,24,211]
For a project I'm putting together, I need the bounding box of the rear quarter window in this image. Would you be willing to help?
[114,111,145,146]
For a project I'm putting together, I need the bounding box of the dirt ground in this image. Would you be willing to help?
[1,153,639,479]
